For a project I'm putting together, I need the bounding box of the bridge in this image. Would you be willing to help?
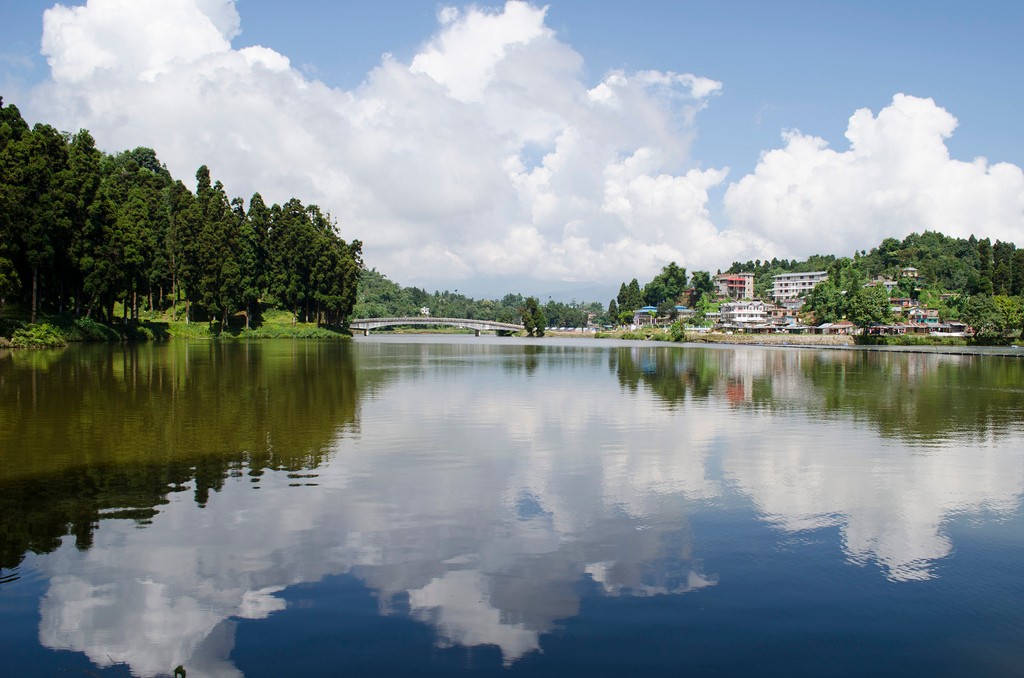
[349,316,524,336]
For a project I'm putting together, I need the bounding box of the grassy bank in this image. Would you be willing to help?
[0,304,350,348]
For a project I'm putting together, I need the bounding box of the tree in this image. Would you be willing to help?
[1013,249,1024,297]
[519,296,545,336]
[690,271,715,299]
[268,198,315,322]
[961,295,1007,341]
[657,299,677,321]
[803,279,845,323]
[64,130,104,315]
[9,124,72,322]
[0,99,28,311]
[644,261,688,306]
[195,176,240,325]
[607,299,619,326]
[976,238,994,295]
[689,293,713,326]
[847,284,893,328]
[616,279,643,312]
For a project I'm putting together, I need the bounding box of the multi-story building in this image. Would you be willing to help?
[772,271,828,302]
[715,272,755,299]
[719,300,772,324]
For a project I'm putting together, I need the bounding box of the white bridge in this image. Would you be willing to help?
[349,316,524,336]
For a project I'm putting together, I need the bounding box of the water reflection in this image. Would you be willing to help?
[2,339,1023,675]
[615,345,1024,580]
[0,341,362,571]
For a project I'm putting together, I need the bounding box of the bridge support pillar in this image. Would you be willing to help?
[475,329,481,337]
[363,329,370,336]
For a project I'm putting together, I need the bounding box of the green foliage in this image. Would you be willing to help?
[960,294,1023,342]
[543,299,587,328]
[69,316,120,341]
[688,293,713,325]
[689,271,715,299]
[519,296,546,336]
[847,284,894,327]
[0,99,362,335]
[854,334,968,347]
[606,298,619,325]
[620,329,656,340]
[643,261,688,306]
[10,323,66,348]
[616,278,644,312]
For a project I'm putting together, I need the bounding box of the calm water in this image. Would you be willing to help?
[2,336,1023,677]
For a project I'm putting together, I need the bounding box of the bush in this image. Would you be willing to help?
[68,317,120,341]
[123,324,155,341]
[10,323,67,348]
[854,334,968,347]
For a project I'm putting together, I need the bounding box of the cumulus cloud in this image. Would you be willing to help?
[725,94,1024,259]
[24,2,1024,296]
[27,0,751,294]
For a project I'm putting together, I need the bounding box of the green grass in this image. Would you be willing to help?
[0,301,351,348]
[854,334,970,346]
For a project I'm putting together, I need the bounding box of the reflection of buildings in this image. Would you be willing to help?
[613,345,1024,582]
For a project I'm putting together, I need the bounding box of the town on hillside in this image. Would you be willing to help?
[628,267,968,338]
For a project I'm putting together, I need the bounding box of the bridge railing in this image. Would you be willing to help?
[348,317,524,334]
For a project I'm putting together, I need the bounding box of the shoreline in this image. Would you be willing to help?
[543,329,1024,357]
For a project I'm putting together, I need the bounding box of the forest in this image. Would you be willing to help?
[0,97,362,332]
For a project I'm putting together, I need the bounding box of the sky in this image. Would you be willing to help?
[2,0,1023,301]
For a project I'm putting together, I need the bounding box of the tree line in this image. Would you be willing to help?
[0,97,361,328]
[355,267,606,330]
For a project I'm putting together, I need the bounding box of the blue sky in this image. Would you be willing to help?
[2,1,1022,300]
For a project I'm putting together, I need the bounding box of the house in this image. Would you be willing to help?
[905,307,939,324]
[632,306,659,326]
[815,321,858,335]
[714,272,755,300]
[900,266,921,280]
[719,300,772,325]
[868,275,899,293]
[632,305,694,326]
[772,271,828,302]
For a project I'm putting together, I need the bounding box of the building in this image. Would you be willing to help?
[714,272,755,300]
[719,300,772,324]
[900,266,921,280]
[632,306,659,326]
[772,271,828,302]
[632,305,694,326]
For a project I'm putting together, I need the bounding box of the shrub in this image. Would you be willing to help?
[69,317,120,341]
[10,323,67,348]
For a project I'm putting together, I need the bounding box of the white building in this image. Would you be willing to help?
[720,300,772,324]
[772,271,828,302]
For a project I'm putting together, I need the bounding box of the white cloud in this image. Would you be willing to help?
[27,0,738,295]
[724,94,1024,260]
[24,3,1024,297]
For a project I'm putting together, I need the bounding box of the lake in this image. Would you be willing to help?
[2,336,1023,677]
